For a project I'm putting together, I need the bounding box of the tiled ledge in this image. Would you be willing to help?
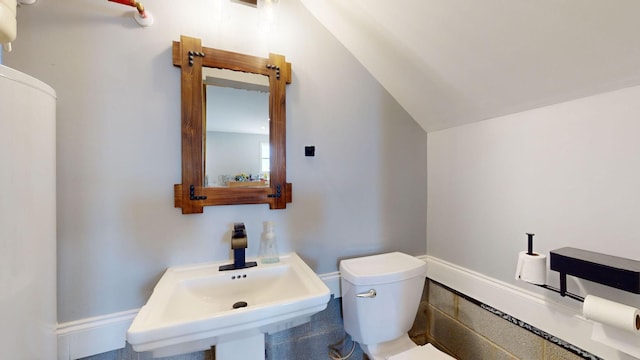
[425,280,600,360]
[425,255,634,360]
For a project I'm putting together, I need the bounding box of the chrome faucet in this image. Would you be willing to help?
[219,223,257,271]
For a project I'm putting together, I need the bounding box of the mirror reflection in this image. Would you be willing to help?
[203,68,270,188]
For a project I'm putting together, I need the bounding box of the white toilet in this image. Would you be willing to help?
[340,252,455,360]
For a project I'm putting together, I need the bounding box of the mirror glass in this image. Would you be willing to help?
[203,68,270,188]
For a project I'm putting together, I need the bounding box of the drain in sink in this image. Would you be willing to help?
[232,301,248,309]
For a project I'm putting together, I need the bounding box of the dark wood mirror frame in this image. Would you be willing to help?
[173,35,292,214]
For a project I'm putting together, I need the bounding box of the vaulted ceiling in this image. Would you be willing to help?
[300,0,640,132]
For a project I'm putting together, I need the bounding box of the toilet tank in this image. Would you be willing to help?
[340,252,427,345]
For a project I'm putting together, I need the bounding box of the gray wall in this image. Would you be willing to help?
[5,0,427,322]
[427,85,640,323]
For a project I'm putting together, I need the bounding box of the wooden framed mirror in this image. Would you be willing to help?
[173,35,292,214]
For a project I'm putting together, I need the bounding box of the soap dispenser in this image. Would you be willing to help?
[259,221,280,264]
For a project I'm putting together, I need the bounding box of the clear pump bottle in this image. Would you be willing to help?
[259,221,279,264]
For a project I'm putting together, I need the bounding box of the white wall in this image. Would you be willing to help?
[428,85,640,356]
[5,0,427,323]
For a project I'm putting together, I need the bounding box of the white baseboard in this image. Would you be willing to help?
[58,256,632,360]
[57,309,137,360]
[322,271,342,298]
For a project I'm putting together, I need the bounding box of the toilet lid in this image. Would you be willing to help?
[387,344,456,360]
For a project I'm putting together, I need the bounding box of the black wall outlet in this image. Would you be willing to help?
[305,146,315,157]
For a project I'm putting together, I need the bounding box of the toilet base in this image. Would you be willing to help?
[388,344,456,360]
[360,335,456,360]
[360,334,417,360]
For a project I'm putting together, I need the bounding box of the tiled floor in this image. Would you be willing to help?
[79,343,213,360]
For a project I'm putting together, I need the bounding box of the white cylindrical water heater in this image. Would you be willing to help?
[0,64,57,359]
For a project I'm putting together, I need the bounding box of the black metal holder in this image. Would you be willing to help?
[519,233,639,302]
[545,247,640,302]
[267,184,282,198]
[189,185,207,200]
[526,233,535,255]
[535,284,585,302]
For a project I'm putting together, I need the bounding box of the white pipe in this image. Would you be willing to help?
[0,0,17,49]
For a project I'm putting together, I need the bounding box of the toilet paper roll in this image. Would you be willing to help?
[583,295,640,333]
[514,251,547,285]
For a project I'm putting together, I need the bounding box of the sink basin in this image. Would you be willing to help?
[127,252,330,358]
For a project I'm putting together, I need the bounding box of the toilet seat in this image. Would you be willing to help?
[387,344,455,360]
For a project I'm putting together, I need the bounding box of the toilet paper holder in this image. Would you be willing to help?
[547,247,640,302]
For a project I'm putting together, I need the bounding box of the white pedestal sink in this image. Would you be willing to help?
[126,252,330,359]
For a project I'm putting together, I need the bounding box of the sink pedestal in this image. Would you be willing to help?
[216,333,265,360]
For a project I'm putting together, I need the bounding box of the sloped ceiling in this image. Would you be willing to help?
[300,0,640,132]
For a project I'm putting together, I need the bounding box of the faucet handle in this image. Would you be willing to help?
[233,222,247,238]
[231,222,248,249]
